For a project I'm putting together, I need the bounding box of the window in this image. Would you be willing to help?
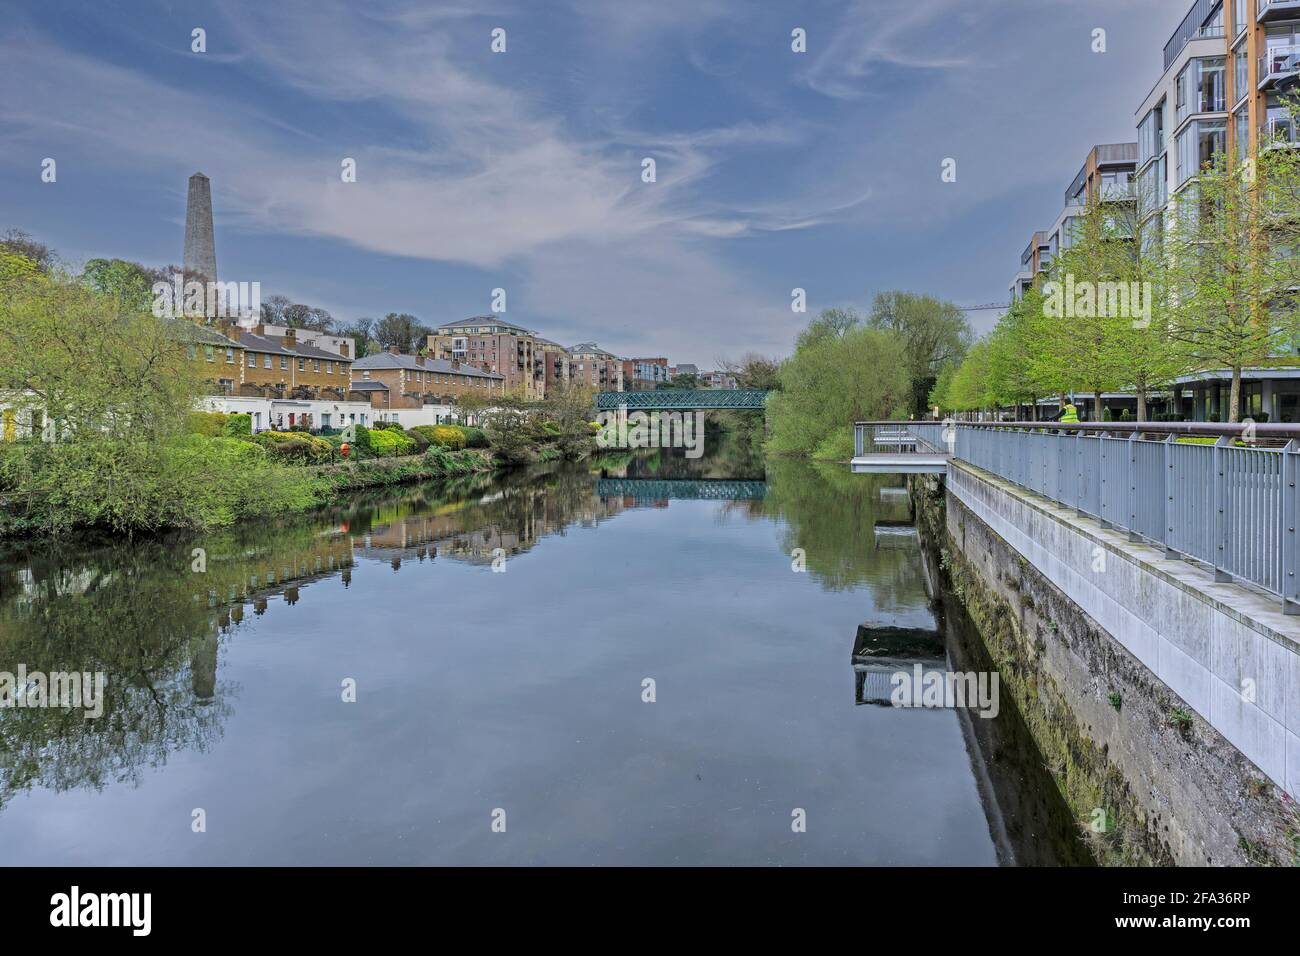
[1234,48,1248,104]
[363,371,370,379]
[298,358,305,371]
[1234,0,1250,37]
[247,353,256,367]
[312,359,320,372]
[264,354,272,368]
[280,356,288,369]
[1139,103,1165,165]
[1199,58,1226,112]
[327,361,333,374]
[1177,119,1226,184]
[1199,3,1224,39]
[226,348,235,364]
[205,346,215,362]
[187,344,197,360]
[1236,108,1250,159]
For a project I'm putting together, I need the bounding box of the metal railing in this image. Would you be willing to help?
[855,420,1300,614]
[1259,46,1300,86]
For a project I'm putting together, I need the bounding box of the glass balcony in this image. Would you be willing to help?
[1258,46,1300,87]
[1259,0,1300,22]
[1261,113,1300,147]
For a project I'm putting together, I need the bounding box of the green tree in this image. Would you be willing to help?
[1034,199,1128,419]
[1163,148,1300,422]
[375,312,430,353]
[767,310,910,457]
[866,291,971,417]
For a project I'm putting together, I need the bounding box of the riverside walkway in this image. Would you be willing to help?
[855,419,1300,614]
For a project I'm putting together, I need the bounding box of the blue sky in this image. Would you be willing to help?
[2,0,1188,364]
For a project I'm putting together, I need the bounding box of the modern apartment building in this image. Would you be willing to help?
[624,358,669,390]
[534,337,570,397]
[426,316,539,399]
[568,343,624,391]
[1009,144,1138,301]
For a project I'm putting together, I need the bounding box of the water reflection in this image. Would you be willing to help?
[0,447,1090,865]
[0,460,629,811]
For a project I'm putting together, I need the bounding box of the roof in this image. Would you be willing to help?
[236,331,293,355]
[569,342,617,358]
[164,318,240,348]
[347,380,389,391]
[234,331,351,362]
[435,315,536,335]
[352,352,503,379]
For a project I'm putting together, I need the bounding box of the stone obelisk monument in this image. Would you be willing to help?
[184,170,217,279]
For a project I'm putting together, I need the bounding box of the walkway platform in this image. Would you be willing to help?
[851,422,949,474]
[850,453,948,475]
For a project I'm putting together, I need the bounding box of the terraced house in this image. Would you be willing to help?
[351,348,504,411]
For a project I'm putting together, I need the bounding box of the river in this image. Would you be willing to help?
[0,445,1091,865]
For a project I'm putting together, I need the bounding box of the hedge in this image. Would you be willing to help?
[412,425,467,450]
[367,427,417,456]
[248,430,335,463]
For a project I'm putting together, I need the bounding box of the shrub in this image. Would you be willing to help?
[187,411,228,437]
[248,430,335,463]
[403,428,430,452]
[459,426,488,448]
[350,424,373,456]
[811,427,857,461]
[367,427,417,456]
[372,421,405,432]
[223,413,252,437]
[2,434,314,534]
[423,425,467,450]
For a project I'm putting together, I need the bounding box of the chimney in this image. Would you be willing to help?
[387,345,401,355]
[284,327,296,347]
[254,323,266,337]
[416,353,425,366]
[339,341,350,358]
[451,359,460,370]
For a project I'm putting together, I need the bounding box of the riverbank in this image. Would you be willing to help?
[910,467,1300,866]
[0,443,591,541]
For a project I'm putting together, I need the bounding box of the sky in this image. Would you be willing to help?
[1,0,1191,366]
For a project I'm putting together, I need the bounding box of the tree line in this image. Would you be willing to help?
[766,293,971,459]
[932,142,1300,424]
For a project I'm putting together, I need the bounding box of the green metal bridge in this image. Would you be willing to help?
[594,389,770,411]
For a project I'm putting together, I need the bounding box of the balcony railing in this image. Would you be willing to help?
[1259,0,1300,22]
[1261,114,1300,147]
[1258,45,1300,87]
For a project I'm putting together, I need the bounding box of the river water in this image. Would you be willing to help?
[0,445,1090,865]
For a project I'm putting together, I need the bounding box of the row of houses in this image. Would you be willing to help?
[190,314,734,431]
[1007,0,1300,422]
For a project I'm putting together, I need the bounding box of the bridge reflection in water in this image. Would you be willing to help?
[595,478,767,500]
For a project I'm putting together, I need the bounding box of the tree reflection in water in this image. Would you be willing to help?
[0,458,638,809]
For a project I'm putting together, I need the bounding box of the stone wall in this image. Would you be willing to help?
[912,465,1300,866]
